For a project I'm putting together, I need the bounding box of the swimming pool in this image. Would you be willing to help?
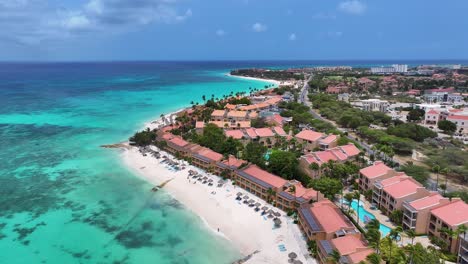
[342,199,392,237]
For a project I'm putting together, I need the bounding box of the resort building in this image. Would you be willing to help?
[161,133,192,156]
[233,164,321,210]
[298,199,360,241]
[357,77,376,91]
[326,85,349,94]
[458,233,468,264]
[214,155,247,177]
[238,96,282,111]
[424,109,446,125]
[423,88,463,103]
[300,144,360,179]
[447,114,468,134]
[295,129,325,152]
[317,235,374,264]
[402,193,451,233]
[318,135,338,150]
[276,180,324,211]
[427,200,468,253]
[361,99,389,112]
[190,146,224,171]
[372,175,430,216]
[358,161,395,193]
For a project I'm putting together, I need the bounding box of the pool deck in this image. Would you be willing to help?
[339,193,432,248]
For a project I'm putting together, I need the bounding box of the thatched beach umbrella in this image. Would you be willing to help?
[236,192,243,197]
[248,199,255,204]
[267,209,274,214]
[288,252,297,259]
[208,179,213,182]
[274,212,281,217]
[261,206,268,211]
[293,260,303,264]
[243,195,249,200]
[273,218,282,227]
[255,202,261,207]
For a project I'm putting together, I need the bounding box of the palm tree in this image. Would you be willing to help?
[405,229,416,263]
[202,95,206,102]
[309,162,320,178]
[388,226,402,264]
[353,191,361,226]
[266,188,276,204]
[344,193,354,214]
[366,253,381,264]
[440,167,450,196]
[329,249,341,264]
[432,164,441,191]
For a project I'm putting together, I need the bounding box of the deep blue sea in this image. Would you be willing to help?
[0,61,465,264]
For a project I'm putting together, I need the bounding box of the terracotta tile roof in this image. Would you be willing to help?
[273,126,287,136]
[227,110,248,118]
[245,128,257,138]
[383,178,424,199]
[225,103,236,110]
[255,128,274,137]
[320,135,337,145]
[248,112,258,119]
[339,144,360,157]
[295,129,324,142]
[427,109,439,115]
[221,155,246,168]
[309,200,354,233]
[169,137,189,147]
[347,249,375,263]
[430,200,468,227]
[211,110,226,117]
[242,164,287,189]
[379,174,409,187]
[408,193,446,210]
[360,162,392,179]
[331,235,368,256]
[195,121,205,129]
[330,148,348,161]
[196,148,223,162]
[447,115,468,121]
[210,121,251,129]
[225,130,244,139]
[314,150,338,163]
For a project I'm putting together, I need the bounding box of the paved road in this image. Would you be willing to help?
[299,75,377,157]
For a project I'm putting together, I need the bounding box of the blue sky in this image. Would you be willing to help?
[1,0,468,61]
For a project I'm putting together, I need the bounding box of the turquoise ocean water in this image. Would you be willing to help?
[1,60,464,263]
[0,62,276,264]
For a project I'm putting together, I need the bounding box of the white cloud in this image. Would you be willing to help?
[0,0,192,45]
[216,29,226,36]
[252,22,267,32]
[338,0,366,15]
[289,33,296,41]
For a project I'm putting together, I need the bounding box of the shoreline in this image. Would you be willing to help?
[225,73,282,86]
[121,145,313,264]
[120,75,314,263]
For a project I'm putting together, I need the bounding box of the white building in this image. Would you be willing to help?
[371,64,408,74]
[361,99,390,112]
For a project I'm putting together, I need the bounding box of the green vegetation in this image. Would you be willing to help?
[309,177,343,200]
[437,120,457,134]
[387,123,437,142]
[279,101,338,134]
[129,128,156,146]
[406,109,425,122]
[190,123,242,156]
[242,142,267,168]
[399,163,430,185]
[423,147,468,183]
[268,150,299,180]
[357,126,415,155]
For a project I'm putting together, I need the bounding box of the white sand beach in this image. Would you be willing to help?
[121,146,315,264]
[225,73,281,86]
